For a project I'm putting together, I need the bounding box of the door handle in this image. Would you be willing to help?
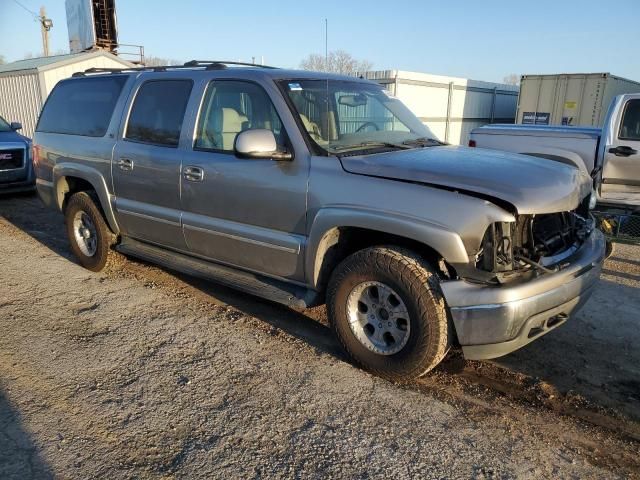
[183,166,204,182]
[609,145,638,157]
[117,158,134,171]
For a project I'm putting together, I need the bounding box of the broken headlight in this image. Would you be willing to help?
[476,221,515,273]
[476,210,592,277]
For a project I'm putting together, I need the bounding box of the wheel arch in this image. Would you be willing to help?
[306,208,468,292]
[53,163,119,234]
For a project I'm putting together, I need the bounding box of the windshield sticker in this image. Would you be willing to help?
[288,83,303,91]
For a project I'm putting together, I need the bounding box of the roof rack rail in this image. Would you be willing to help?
[72,60,278,77]
[182,60,278,70]
[72,66,165,77]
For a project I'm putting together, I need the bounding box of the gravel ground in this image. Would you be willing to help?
[1,194,639,479]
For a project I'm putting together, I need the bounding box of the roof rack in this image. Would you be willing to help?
[183,60,278,70]
[72,60,277,77]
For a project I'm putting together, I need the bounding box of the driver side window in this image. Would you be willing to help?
[195,81,285,152]
[619,99,640,141]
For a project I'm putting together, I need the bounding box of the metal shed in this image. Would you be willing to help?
[0,51,133,138]
[363,70,519,145]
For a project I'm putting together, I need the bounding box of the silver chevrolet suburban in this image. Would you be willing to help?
[34,61,606,380]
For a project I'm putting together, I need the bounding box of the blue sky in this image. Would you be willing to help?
[1,0,639,83]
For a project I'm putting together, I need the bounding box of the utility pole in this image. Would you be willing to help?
[39,6,53,57]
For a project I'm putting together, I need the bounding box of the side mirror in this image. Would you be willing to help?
[234,129,292,161]
[10,122,22,131]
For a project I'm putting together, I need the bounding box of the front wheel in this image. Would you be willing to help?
[64,191,116,272]
[327,246,451,381]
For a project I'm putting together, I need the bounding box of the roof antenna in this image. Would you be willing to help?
[324,18,329,144]
[324,18,328,67]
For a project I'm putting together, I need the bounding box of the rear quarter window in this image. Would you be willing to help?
[36,75,128,137]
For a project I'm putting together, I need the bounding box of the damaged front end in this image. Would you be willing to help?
[441,194,605,360]
[472,198,595,284]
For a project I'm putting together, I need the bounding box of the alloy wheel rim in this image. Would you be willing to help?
[73,211,97,257]
[346,281,411,355]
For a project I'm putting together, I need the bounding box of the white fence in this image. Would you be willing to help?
[363,70,519,145]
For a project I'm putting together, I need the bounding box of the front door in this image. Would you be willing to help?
[112,78,193,249]
[601,96,640,203]
[180,80,308,280]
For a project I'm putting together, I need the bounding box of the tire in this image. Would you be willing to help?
[327,246,451,381]
[64,191,116,272]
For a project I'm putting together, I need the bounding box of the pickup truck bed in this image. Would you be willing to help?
[471,94,640,210]
[469,124,601,174]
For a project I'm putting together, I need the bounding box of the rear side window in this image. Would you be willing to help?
[36,76,127,137]
[126,80,192,147]
[619,99,640,141]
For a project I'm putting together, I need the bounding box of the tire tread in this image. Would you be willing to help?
[327,246,451,381]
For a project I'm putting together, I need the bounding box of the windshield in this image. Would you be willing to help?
[0,116,11,132]
[281,79,440,154]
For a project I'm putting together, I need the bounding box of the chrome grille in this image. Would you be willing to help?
[0,148,24,170]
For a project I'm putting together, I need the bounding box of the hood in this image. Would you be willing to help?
[0,130,29,144]
[339,146,592,214]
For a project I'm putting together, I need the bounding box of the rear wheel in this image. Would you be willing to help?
[327,246,450,381]
[64,192,115,272]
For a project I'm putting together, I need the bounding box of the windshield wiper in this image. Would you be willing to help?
[402,137,445,147]
[331,141,411,153]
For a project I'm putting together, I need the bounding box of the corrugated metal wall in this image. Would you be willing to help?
[41,56,133,94]
[0,71,43,138]
[364,70,519,145]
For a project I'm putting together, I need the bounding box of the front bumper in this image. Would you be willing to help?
[441,229,606,360]
[0,174,35,194]
[0,147,35,195]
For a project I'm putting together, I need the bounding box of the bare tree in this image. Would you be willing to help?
[0,55,5,65]
[503,74,520,86]
[143,56,183,67]
[300,53,326,72]
[300,50,372,75]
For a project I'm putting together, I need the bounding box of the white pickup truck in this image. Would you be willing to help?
[470,94,640,208]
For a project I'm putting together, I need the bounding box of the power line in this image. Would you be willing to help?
[10,0,40,21]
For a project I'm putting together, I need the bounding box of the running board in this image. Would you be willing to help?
[116,238,319,309]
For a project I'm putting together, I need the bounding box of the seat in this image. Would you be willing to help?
[210,107,249,150]
[299,114,323,143]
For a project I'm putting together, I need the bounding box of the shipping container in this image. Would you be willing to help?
[0,51,132,137]
[516,73,640,127]
[362,70,519,145]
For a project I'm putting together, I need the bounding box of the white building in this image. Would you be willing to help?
[363,70,519,145]
[0,50,133,137]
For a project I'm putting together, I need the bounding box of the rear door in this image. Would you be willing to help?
[112,77,193,249]
[602,95,640,201]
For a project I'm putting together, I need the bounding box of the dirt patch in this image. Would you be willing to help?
[1,195,640,479]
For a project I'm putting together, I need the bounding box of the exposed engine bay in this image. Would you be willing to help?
[475,200,594,283]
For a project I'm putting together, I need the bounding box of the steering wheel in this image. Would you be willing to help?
[356,121,380,133]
